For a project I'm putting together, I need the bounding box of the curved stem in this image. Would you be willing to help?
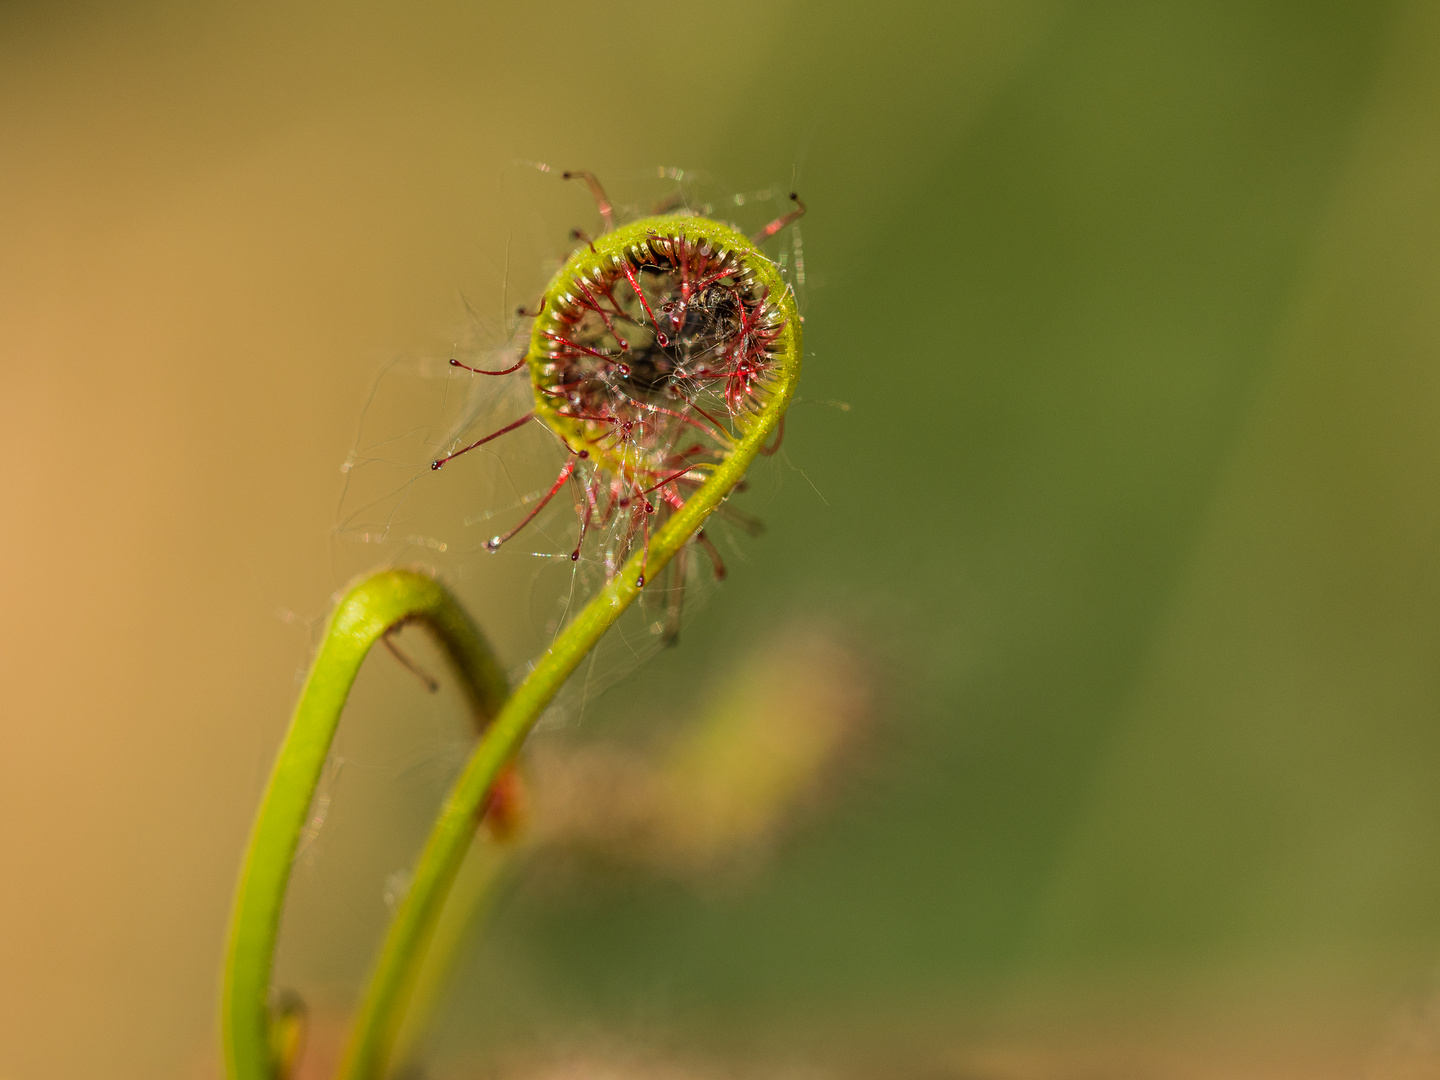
[222,571,509,1080]
[224,226,802,1080]
[337,363,796,1080]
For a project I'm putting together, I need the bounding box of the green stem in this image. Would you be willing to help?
[386,836,518,1069]
[223,234,801,1080]
[337,369,795,1080]
[222,571,510,1080]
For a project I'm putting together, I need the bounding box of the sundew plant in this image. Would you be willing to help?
[221,172,806,1080]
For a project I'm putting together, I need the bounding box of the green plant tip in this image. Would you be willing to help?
[222,196,805,1080]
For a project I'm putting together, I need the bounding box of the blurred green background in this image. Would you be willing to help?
[6,0,1440,1076]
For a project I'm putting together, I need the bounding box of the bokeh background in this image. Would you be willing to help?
[6,0,1440,1076]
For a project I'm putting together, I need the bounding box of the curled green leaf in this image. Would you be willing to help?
[221,207,803,1080]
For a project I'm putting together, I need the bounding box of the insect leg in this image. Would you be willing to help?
[562,170,615,233]
[751,192,806,243]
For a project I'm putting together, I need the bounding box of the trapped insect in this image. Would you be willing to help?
[431,171,805,639]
